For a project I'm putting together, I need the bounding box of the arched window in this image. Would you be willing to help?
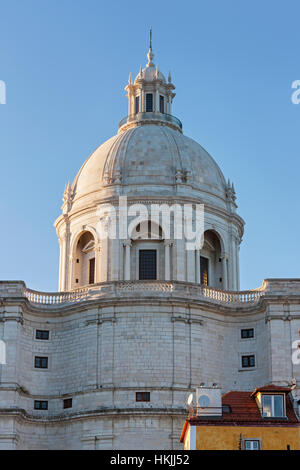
[129,220,164,281]
[199,231,222,288]
[73,231,96,288]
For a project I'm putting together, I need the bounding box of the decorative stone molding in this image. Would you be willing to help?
[175,169,183,183]
[225,179,236,203]
[61,182,73,213]
[112,169,122,184]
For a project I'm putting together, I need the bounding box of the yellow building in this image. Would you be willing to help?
[180,385,300,450]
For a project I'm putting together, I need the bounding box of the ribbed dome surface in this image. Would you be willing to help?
[135,66,166,83]
[72,124,227,208]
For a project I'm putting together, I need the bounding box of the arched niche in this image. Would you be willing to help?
[72,231,96,288]
[127,220,168,280]
[200,230,223,288]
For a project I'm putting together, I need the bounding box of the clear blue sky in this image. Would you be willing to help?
[0,0,299,291]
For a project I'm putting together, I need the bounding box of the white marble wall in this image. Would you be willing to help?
[0,279,299,449]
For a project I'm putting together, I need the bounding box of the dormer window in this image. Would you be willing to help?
[262,394,285,418]
[146,93,153,112]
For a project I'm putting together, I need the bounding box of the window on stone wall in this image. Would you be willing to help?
[89,257,95,284]
[139,250,157,280]
[136,392,150,402]
[34,400,48,410]
[146,93,153,112]
[241,355,255,368]
[241,328,254,339]
[63,398,73,409]
[34,356,48,369]
[36,330,49,340]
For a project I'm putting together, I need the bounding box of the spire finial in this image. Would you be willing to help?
[146,27,154,67]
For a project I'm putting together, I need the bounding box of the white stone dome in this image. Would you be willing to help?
[72,124,228,209]
[135,65,166,83]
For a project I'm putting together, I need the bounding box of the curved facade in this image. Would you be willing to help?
[0,41,300,450]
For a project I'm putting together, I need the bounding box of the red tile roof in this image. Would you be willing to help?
[188,385,299,427]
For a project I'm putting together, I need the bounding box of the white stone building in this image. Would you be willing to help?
[0,40,300,450]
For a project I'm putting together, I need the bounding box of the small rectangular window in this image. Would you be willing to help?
[159,95,164,113]
[34,400,48,410]
[63,398,73,409]
[243,440,260,450]
[34,356,48,369]
[241,355,255,368]
[146,93,153,112]
[135,96,140,114]
[136,392,150,402]
[36,330,49,340]
[139,250,157,280]
[89,257,95,284]
[241,328,254,339]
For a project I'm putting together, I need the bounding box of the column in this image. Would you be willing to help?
[141,89,145,112]
[164,240,172,280]
[110,239,120,281]
[155,88,159,112]
[195,249,201,283]
[231,236,237,290]
[68,254,74,290]
[174,239,185,281]
[169,97,172,115]
[236,244,240,291]
[95,242,101,283]
[187,249,195,282]
[128,92,133,116]
[59,228,70,291]
[166,95,170,114]
[124,240,131,280]
[222,254,228,290]
[58,237,65,291]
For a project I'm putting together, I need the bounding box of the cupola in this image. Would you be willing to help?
[119,29,181,133]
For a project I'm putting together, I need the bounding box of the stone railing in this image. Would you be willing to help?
[22,281,264,306]
[201,286,262,304]
[23,287,89,304]
[117,281,174,293]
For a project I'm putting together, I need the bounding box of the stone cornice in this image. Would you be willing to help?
[0,292,269,319]
[0,407,187,424]
[3,280,300,319]
[58,194,245,237]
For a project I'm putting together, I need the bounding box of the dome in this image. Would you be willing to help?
[56,34,243,295]
[71,124,228,209]
[135,65,166,83]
